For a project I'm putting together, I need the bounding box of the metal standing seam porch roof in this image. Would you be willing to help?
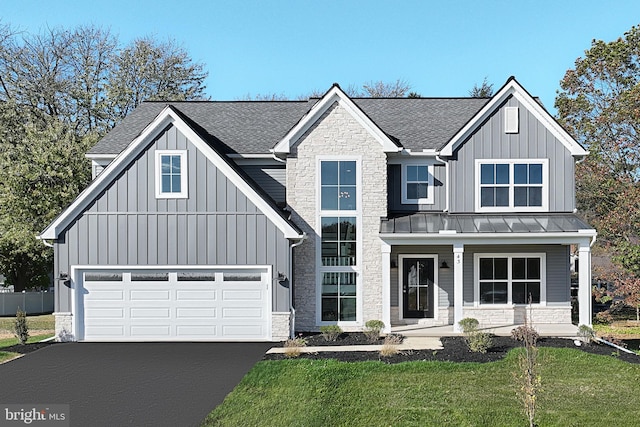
[380,213,594,234]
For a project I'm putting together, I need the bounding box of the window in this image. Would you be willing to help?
[318,159,360,324]
[477,159,547,211]
[476,254,544,305]
[401,164,434,204]
[155,150,188,198]
[321,272,357,321]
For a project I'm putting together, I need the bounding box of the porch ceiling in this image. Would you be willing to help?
[380,213,594,234]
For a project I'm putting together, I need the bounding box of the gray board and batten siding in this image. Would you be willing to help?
[54,124,291,313]
[387,163,447,212]
[449,95,576,213]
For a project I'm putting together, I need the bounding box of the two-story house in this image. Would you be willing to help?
[40,77,596,342]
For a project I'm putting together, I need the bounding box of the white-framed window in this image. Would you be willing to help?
[401,163,434,204]
[475,159,548,212]
[155,150,188,198]
[474,253,546,305]
[317,158,361,324]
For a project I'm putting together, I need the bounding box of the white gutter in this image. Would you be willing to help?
[288,232,307,338]
[36,236,54,248]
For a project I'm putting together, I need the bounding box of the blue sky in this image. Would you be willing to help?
[3,0,640,113]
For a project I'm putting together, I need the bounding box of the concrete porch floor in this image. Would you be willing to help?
[391,323,580,338]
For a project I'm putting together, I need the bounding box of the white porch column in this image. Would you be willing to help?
[453,243,464,332]
[578,243,593,327]
[381,242,391,333]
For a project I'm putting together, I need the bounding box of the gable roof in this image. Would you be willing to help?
[40,105,304,241]
[273,84,402,154]
[439,77,589,157]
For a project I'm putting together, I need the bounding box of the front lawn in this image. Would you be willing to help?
[0,333,55,349]
[203,348,640,427]
[594,321,640,339]
[0,314,54,332]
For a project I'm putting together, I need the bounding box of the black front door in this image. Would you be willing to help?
[402,257,435,319]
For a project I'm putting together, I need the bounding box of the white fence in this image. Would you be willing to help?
[0,292,54,316]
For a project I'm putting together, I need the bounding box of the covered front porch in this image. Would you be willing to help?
[391,322,580,337]
[379,213,597,333]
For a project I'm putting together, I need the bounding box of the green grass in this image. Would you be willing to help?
[203,348,640,427]
[0,333,54,349]
[0,351,17,363]
[0,314,54,332]
[594,322,640,337]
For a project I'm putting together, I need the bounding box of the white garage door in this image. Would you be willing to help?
[77,268,271,341]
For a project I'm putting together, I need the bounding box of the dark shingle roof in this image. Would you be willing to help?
[88,97,489,155]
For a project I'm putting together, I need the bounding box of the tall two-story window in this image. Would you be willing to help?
[318,159,359,323]
[476,159,548,211]
[155,150,188,198]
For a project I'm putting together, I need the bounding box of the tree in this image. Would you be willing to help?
[556,24,640,321]
[0,27,208,136]
[361,79,412,97]
[107,37,208,123]
[469,77,494,97]
[0,25,209,291]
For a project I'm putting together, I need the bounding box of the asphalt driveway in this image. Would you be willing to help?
[0,342,272,426]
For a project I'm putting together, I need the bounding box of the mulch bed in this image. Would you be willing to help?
[1,341,56,355]
[264,333,640,364]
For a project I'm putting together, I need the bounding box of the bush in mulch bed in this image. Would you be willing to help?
[264,335,640,364]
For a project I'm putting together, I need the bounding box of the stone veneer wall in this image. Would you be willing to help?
[288,102,388,332]
[54,312,74,342]
[463,306,571,327]
[271,312,291,341]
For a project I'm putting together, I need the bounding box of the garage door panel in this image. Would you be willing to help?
[130,308,171,319]
[176,307,217,318]
[222,289,264,301]
[85,308,124,319]
[130,325,171,336]
[130,290,170,301]
[86,290,124,301]
[222,307,263,318]
[80,268,270,341]
[176,290,217,300]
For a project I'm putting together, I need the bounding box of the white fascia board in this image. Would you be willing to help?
[440,78,588,157]
[41,106,303,241]
[273,86,401,154]
[379,231,597,246]
[85,153,117,160]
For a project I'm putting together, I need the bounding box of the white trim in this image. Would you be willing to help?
[401,162,435,205]
[472,253,547,307]
[381,242,391,333]
[440,77,588,157]
[380,233,596,247]
[475,159,549,212]
[40,106,303,240]
[273,85,401,154]
[397,254,439,321]
[85,153,117,160]
[315,156,363,327]
[155,150,188,199]
[504,107,519,134]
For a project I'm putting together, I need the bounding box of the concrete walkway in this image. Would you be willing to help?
[266,336,443,354]
[392,323,580,337]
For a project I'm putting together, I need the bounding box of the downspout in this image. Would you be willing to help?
[288,233,307,338]
[36,236,54,248]
[435,154,449,212]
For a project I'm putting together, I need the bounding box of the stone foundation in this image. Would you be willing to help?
[271,312,292,341]
[463,305,572,328]
[54,312,75,342]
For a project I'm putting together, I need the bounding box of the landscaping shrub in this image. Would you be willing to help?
[319,325,342,342]
[511,325,539,344]
[458,317,492,354]
[364,320,385,342]
[379,335,403,357]
[578,324,595,344]
[283,335,307,358]
[14,308,29,345]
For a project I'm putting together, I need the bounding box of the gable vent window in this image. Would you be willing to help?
[155,150,188,198]
[505,107,519,134]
